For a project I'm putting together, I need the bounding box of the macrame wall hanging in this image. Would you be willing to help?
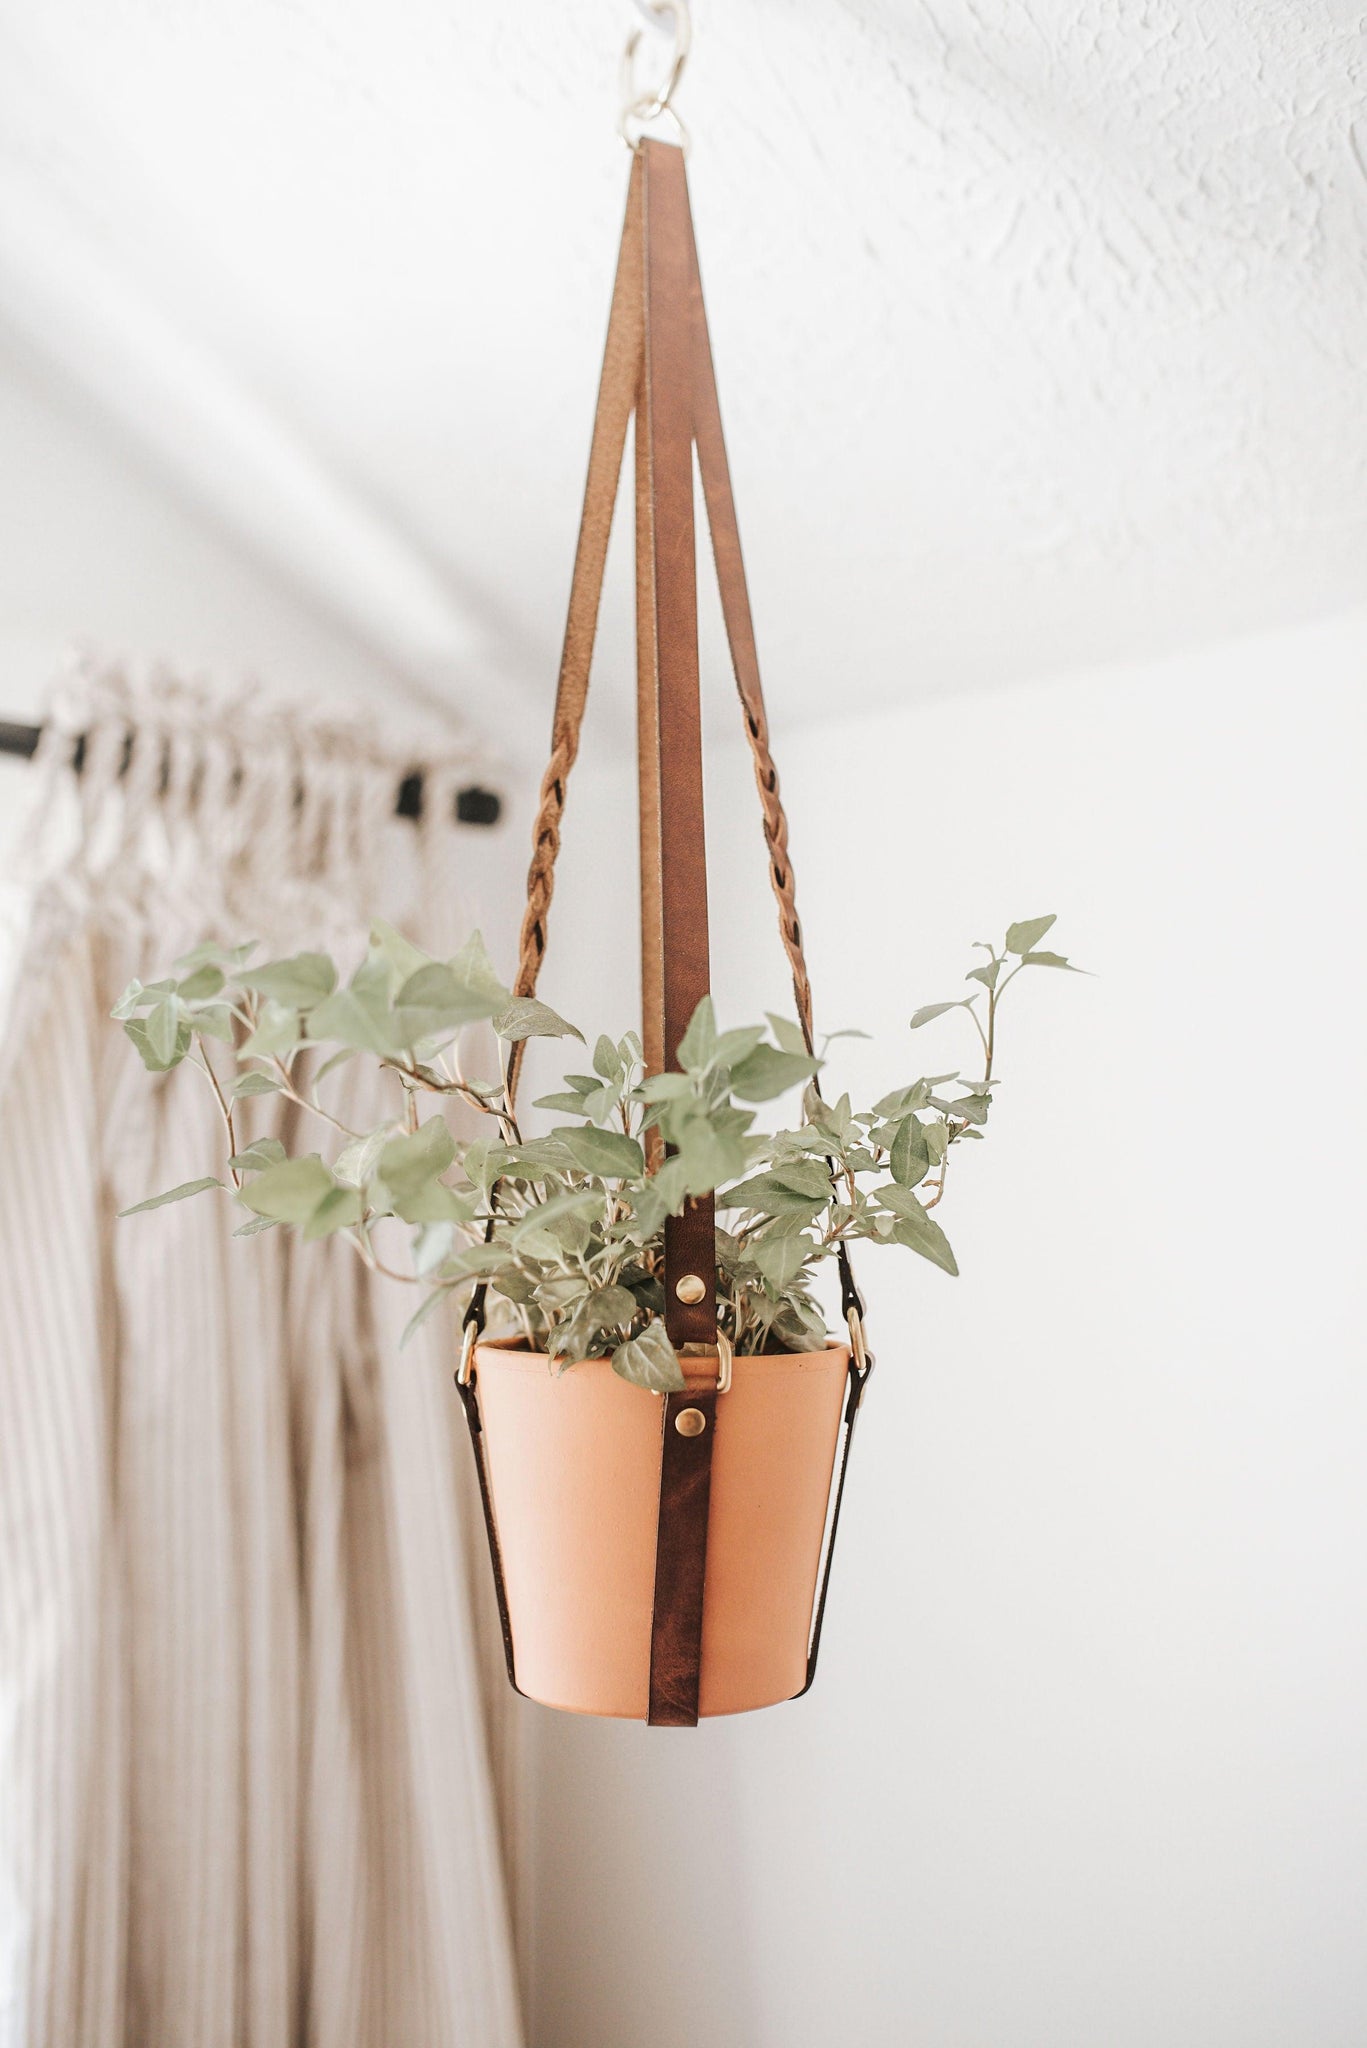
[455,5,872,1728]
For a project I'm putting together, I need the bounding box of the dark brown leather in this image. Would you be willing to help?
[648,1383,719,1725]
[638,138,718,1349]
[454,1371,521,1693]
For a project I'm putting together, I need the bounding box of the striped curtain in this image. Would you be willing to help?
[0,663,525,2048]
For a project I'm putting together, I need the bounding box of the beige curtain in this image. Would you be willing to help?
[0,662,525,2048]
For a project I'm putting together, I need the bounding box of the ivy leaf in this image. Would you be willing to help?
[593,1034,625,1081]
[873,1080,933,1118]
[966,960,1001,991]
[145,999,181,1068]
[228,1137,287,1172]
[612,1319,686,1393]
[712,1025,767,1071]
[175,964,225,1002]
[1005,915,1056,957]
[890,1116,931,1188]
[718,1169,827,1217]
[910,1001,973,1030]
[123,1011,191,1073]
[875,1184,959,1275]
[237,1155,336,1224]
[728,1044,821,1102]
[334,1126,392,1188]
[233,1216,278,1237]
[369,918,434,993]
[553,1125,645,1179]
[447,931,512,1008]
[307,982,400,1055]
[240,1000,300,1059]
[493,996,584,1043]
[748,1232,811,1293]
[673,1115,749,1195]
[230,1070,282,1099]
[238,952,337,1009]
[301,1186,364,1239]
[677,996,717,1071]
[766,1013,809,1056]
[1021,950,1083,972]
[189,1003,236,1043]
[377,1119,457,1206]
[119,1177,222,1216]
[531,1090,594,1116]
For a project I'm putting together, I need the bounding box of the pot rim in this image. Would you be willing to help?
[471,1332,851,1377]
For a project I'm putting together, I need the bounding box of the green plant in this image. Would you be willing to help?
[113,915,1081,1391]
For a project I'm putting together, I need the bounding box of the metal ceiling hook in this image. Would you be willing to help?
[620,0,691,152]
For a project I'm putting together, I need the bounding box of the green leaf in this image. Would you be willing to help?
[369,918,434,993]
[728,1044,821,1102]
[765,1013,808,1056]
[1005,914,1056,957]
[672,1114,750,1195]
[229,1070,283,1099]
[712,1024,768,1071]
[238,952,337,1009]
[175,964,225,1002]
[935,1092,990,1126]
[612,1319,686,1393]
[718,1169,827,1216]
[553,1125,645,1180]
[233,1216,278,1237]
[237,1155,336,1223]
[123,1011,191,1073]
[377,1118,457,1205]
[593,1034,624,1081]
[748,1232,811,1293]
[308,983,401,1056]
[966,961,1000,991]
[873,1080,933,1118]
[534,1090,599,1116]
[189,1003,236,1043]
[146,998,180,1068]
[493,996,584,1043]
[301,1186,364,1239]
[910,1001,974,1029]
[890,1116,931,1188]
[228,1137,288,1172]
[875,1185,959,1275]
[676,996,717,1071]
[1020,950,1082,971]
[447,931,512,1008]
[240,1000,300,1058]
[174,940,258,973]
[334,1126,392,1188]
[119,1177,221,1216]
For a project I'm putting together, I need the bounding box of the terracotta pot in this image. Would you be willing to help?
[470,1336,851,1719]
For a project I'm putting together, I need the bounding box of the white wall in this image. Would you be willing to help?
[526,609,1367,2048]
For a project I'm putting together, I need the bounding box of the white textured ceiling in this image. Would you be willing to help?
[1,1,1365,748]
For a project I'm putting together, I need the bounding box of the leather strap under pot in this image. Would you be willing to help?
[459,140,873,1725]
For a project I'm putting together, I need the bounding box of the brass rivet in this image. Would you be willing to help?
[675,1273,706,1304]
[675,1407,707,1438]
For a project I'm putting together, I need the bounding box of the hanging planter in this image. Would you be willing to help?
[113,7,1082,1727]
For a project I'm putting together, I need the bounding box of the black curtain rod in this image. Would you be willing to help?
[0,718,502,827]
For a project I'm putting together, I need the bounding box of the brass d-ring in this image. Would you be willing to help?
[457,1319,477,1387]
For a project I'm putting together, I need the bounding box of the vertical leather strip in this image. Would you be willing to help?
[640,137,717,1346]
[648,1387,718,1725]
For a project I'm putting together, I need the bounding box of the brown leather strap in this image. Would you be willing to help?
[454,1372,521,1694]
[639,139,717,1349]
[648,1383,719,1724]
